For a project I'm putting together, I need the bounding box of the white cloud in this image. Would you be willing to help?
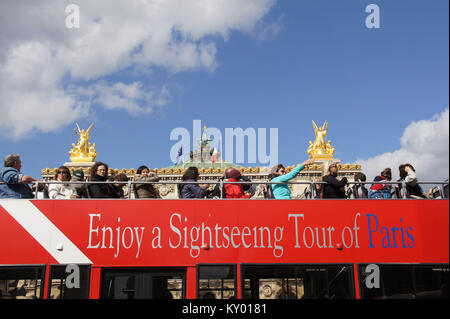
[253,13,284,42]
[0,0,277,138]
[74,81,171,116]
[357,108,449,183]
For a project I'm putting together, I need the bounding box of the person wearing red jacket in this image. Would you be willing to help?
[224,169,250,199]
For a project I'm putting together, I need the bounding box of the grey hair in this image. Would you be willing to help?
[4,154,20,167]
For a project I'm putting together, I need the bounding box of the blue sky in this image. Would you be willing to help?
[0,0,448,181]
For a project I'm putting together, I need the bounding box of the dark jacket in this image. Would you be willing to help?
[397,178,426,199]
[209,178,225,198]
[71,177,89,198]
[322,174,348,198]
[241,176,252,193]
[88,175,120,198]
[0,167,34,199]
[179,179,208,198]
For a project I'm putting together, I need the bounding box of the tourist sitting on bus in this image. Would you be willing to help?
[428,187,442,199]
[110,173,129,199]
[303,178,322,199]
[269,158,315,199]
[48,166,79,199]
[208,168,231,198]
[347,172,368,199]
[134,165,160,198]
[178,167,210,198]
[71,169,89,198]
[88,162,120,198]
[224,169,250,199]
[322,162,348,198]
[313,178,323,199]
[396,164,426,199]
[242,175,257,197]
[369,168,392,199]
[444,180,449,199]
[428,181,450,199]
[0,154,39,199]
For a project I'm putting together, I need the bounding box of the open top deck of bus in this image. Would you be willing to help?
[0,197,448,299]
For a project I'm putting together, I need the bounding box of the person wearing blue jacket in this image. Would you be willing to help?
[0,154,38,199]
[270,158,315,199]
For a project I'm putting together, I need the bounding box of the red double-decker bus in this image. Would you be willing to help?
[0,198,448,299]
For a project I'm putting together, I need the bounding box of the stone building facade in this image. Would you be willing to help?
[41,122,362,198]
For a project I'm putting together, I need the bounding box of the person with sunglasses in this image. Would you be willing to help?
[322,162,348,198]
[269,158,315,199]
[48,166,79,199]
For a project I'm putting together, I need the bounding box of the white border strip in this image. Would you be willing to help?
[0,200,92,264]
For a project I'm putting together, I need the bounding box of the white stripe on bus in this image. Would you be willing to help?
[0,200,92,264]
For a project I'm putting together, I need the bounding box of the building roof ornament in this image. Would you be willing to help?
[69,122,98,163]
[307,120,335,160]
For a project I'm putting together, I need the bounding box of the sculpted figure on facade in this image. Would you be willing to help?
[69,122,98,162]
[307,120,335,160]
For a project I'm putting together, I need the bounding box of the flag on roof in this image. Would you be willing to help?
[177,146,183,164]
[212,148,218,164]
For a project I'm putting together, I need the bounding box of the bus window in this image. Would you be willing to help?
[100,268,185,299]
[0,266,44,299]
[102,272,136,299]
[152,275,184,299]
[415,266,449,299]
[242,265,354,299]
[383,266,414,298]
[198,265,236,299]
[48,265,90,299]
[358,264,449,299]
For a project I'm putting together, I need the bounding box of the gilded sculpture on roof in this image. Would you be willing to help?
[307,120,335,160]
[69,122,98,162]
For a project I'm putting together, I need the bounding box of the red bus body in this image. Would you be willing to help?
[0,199,448,299]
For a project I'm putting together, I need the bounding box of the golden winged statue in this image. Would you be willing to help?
[307,120,335,160]
[69,122,98,162]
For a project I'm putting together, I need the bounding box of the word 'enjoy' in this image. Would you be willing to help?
[87,214,145,258]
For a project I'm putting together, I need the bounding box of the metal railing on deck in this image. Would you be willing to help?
[1,180,449,200]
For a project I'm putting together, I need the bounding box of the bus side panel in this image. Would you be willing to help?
[1,199,448,267]
[89,267,102,299]
[186,266,196,299]
[0,203,57,265]
[417,200,449,262]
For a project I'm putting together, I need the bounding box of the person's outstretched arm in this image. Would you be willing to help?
[274,159,315,183]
